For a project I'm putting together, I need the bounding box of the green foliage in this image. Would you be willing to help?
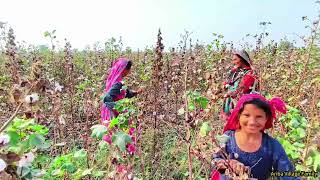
[42,148,98,180]
[112,131,132,152]
[90,125,107,139]
[199,122,212,137]
[0,118,51,179]
[187,91,209,111]
[5,118,50,153]
[277,106,320,172]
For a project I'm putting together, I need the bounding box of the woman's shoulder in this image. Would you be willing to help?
[223,130,235,137]
[224,130,235,134]
[112,81,123,87]
[262,133,285,151]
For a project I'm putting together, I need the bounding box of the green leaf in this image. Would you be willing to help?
[81,168,92,176]
[29,134,45,148]
[16,119,35,129]
[199,122,212,137]
[52,169,64,176]
[196,97,209,109]
[313,154,320,171]
[30,168,45,178]
[289,117,300,128]
[7,131,20,146]
[306,156,313,166]
[216,134,230,144]
[296,128,306,138]
[93,170,105,177]
[44,31,50,37]
[17,166,31,178]
[28,124,49,135]
[188,103,196,111]
[61,162,77,173]
[109,117,119,129]
[112,131,132,152]
[74,149,87,159]
[295,164,306,171]
[178,108,185,115]
[293,142,305,148]
[38,141,51,150]
[90,125,107,139]
[98,141,108,149]
[291,151,300,159]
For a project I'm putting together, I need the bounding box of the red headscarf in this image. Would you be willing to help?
[223,93,287,133]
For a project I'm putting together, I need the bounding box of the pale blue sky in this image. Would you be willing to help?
[0,0,318,50]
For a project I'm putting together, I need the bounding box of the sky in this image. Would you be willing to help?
[0,0,319,50]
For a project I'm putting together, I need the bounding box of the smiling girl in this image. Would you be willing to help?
[212,93,298,180]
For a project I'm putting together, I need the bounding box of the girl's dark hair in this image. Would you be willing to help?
[236,54,250,67]
[125,61,132,70]
[239,98,272,119]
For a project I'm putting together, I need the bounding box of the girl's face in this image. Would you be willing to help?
[232,54,244,68]
[239,104,268,134]
[121,69,131,77]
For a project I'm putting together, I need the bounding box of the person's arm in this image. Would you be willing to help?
[107,82,123,100]
[212,131,232,171]
[225,73,255,98]
[223,69,234,89]
[125,89,137,98]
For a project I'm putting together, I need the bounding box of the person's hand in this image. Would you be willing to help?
[213,159,248,175]
[227,159,248,175]
[223,93,229,98]
[212,159,227,170]
[135,88,144,94]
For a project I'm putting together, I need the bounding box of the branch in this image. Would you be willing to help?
[0,102,23,133]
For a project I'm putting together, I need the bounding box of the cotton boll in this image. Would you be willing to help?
[0,158,6,172]
[54,82,64,92]
[0,134,10,145]
[24,93,39,104]
[18,152,35,167]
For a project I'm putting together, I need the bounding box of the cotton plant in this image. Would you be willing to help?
[0,118,50,179]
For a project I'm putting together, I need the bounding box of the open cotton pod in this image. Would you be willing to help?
[24,93,39,105]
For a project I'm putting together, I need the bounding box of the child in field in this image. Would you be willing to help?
[212,93,298,180]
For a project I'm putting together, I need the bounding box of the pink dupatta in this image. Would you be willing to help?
[101,58,129,125]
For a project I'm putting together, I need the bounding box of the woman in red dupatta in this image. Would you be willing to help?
[212,93,297,180]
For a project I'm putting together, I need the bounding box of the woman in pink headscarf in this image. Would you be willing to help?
[211,93,298,180]
[101,58,143,126]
